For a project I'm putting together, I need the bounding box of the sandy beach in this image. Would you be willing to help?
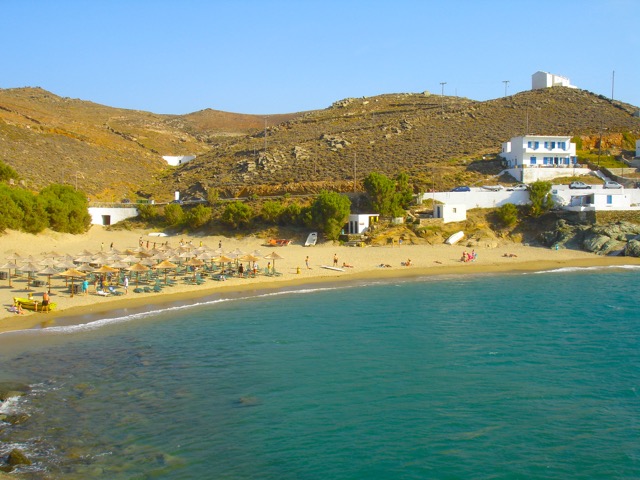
[1,226,638,336]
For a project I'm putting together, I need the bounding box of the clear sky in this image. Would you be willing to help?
[3,0,638,115]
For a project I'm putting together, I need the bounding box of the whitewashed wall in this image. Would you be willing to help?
[88,207,139,226]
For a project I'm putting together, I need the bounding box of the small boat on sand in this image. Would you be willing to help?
[445,231,464,245]
[13,297,56,312]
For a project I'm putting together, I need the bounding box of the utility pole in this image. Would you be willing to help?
[611,70,615,101]
[503,80,510,97]
[264,116,268,155]
[440,82,447,113]
[353,153,357,192]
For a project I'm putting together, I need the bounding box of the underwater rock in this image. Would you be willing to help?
[0,382,30,401]
[7,448,31,467]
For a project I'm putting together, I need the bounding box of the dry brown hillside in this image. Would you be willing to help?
[1,86,639,201]
[0,87,302,200]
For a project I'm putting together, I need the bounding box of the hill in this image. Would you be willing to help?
[0,87,301,200]
[1,86,639,201]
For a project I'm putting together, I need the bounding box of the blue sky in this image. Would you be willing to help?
[3,0,638,115]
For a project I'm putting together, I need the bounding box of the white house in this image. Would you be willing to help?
[434,203,467,223]
[162,155,196,167]
[500,135,590,182]
[345,214,379,235]
[531,71,576,90]
[88,206,138,226]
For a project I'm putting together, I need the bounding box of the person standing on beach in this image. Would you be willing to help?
[305,256,311,269]
[124,276,129,294]
[333,254,338,267]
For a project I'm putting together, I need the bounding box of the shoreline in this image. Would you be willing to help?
[2,226,639,338]
[2,255,638,339]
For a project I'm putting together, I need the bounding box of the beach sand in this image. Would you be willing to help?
[1,226,638,335]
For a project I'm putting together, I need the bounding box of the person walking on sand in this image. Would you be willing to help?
[124,276,129,294]
[305,256,311,269]
[333,254,338,267]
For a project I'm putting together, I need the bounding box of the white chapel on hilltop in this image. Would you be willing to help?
[531,71,577,90]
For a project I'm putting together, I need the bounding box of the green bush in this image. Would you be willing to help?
[164,203,184,226]
[528,181,553,217]
[496,203,519,227]
[260,200,284,224]
[221,201,253,229]
[39,184,91,234]
[0,160,19,183]
[184,204,212,229]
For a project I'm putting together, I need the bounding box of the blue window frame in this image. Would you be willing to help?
[607,195,613,205]
[530,156,537,165]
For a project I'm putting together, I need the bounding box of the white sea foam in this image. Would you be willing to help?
[2,284,355,337]
[531,264,640,275]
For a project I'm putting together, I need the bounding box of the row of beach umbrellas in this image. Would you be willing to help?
[2,245,285,297]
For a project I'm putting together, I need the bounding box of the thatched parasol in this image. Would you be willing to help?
[59,268,87,297]
[0,261,19,288]
[126,262,151,286]
[38,266,59,294]
[152,259,178,284]
[18,262,41,291]
[263,251,284,272]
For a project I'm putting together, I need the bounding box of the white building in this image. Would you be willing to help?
[434,203,467,223]
[162,155,196,167]
[500,135,590,182]
[531,71,576,90]
[88,206,138,226]
[345,214,379,235]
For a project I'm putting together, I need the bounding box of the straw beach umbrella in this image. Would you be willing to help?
[38,266,59,294]
[19,262,41,291]
[263,251,284,272]
[59,268,87,298]
[152,259,178,285]
[0,261,19,288]
[126,262,150,286]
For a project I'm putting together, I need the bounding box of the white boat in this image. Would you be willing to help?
[304,232,318,247]
[445,231,464,245]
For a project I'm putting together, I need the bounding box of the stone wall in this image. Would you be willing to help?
[594,210,640,224]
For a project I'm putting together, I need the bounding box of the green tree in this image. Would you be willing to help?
[364,172,396,215]
[39,184,91,234]
[496,203,519,227]
[0,185,23,232]
[309,190,351,240]
[221,201,253,229]
[164,203,184,226]
[9,188,47,233]
[137,204,157,222]
[528,181,553,217]
[184,204,212,229]
[260,200,283,224]
[395,172,413,211]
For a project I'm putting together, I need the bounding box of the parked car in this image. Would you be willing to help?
[506,184,528,191]
[603,180,622,189]
[569,181,591,189]
[451,186,471,192]
[482,185,504,192]
[170,199,184,204]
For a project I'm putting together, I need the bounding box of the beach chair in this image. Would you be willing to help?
[153,284,162,293]
[108,286,123,296]
[134,287,144,293]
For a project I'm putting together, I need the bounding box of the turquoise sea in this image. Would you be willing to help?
[1,267,639,479]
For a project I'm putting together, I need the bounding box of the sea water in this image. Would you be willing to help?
[1,267,639,479]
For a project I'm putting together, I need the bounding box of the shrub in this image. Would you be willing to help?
[260,200,284,224]
[39,184,91,234]
[221,201,253,229]
[309,190,351,240]
[496,203,519,227]
[164,203,184,226]
[184,204,212,229]
[528,181,553,217]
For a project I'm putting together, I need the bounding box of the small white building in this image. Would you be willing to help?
[500,135,590,182]
[531,71,576,90]
[162,155,196,167]
[434,203,467,223]
[345,214,379,235]
[88,206,138,226]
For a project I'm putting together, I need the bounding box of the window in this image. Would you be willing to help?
[534,141,539,149]
[559,141,566,150]
[551,141,556,149]
[530,156,537,165]
[564,157,570,165]
[607,195,613,205]
[527,141,533,148]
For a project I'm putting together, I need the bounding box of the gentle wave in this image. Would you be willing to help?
[2,284,355,337]
[531,264,640,275]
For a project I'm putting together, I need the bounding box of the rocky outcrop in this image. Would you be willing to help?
[0,382,30,401]
[541,220,640,256]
